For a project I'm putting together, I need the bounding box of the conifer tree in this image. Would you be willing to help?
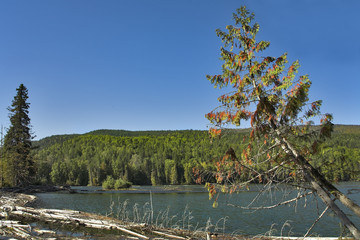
[0,125,4,186]
[205,7,360,237]
[3,84,34,186]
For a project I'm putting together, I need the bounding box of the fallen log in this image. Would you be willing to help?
[6,205,151,239]
[111,224,150,239]
[0,192,36,206]
[0,220,30,229]
[152,230,187,239]
[0,220,22,224]
[34,228,57,235]
[11,226,32,239]
[0,221,36,239]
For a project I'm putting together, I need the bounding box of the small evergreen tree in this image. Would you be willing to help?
[0,125,4,186]
[3,84,35,186]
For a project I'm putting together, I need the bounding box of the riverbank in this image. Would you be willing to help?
[0,187,241,239]
[1,186,357,239]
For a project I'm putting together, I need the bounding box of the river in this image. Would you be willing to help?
[33,182,360,237]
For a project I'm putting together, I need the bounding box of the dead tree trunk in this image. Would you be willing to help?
[275,132,360,239]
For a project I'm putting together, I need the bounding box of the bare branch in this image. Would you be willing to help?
[227,191,313,210]
[304,206,329,237]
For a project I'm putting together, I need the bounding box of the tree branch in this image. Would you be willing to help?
[303,206,329,237]
[227,191,313,210]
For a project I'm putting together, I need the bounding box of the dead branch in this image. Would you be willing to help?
[152,230,187,239]
[228,191,313,210]
[304,206,329,237]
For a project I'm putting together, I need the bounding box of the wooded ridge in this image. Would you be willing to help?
[31,125,360,187]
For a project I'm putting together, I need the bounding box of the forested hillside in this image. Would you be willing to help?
[313,125,360,181]
[32,125,360,186]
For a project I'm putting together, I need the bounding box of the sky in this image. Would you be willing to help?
[0,0,359,140]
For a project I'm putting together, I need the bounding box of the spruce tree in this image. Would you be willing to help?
[3,84,34,186]
[0,125,4,186]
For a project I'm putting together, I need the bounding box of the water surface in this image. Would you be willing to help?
[34,183,360,237]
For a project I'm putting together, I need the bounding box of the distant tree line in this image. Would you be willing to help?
[31,126,360,187]
[312,131,360,181]
[33,130,229,186]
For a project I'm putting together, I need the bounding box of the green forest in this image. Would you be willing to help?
[31,125,360,187]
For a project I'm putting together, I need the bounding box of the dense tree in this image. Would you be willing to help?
[204,7,359,237]
[3,84,35,187]
[32,127,360,189]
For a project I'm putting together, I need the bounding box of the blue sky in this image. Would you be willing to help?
[0,0,359,140]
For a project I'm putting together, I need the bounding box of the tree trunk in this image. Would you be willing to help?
[275,133,360,238]
[300,155,360,218]
[307,175,360,239]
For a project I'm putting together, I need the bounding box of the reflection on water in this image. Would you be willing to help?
[34,183,360,237]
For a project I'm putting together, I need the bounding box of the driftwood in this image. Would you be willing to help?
[4,205,151,239]
[0,219,35,239]
[0,192,36,206]
[152,230,187,239]
[1,204,193,239]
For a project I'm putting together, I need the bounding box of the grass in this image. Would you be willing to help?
[105,193,229,238]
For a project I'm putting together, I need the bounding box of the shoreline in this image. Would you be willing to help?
[0,186,232,239]
[0,186,357,239]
